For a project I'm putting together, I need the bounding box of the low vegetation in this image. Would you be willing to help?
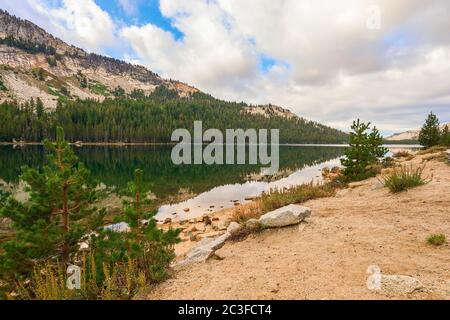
[0,128,180,300]
[381,164,428,193]
[392,150,412,158]
[417,146,447,155]
[260,182,336,214]
[426,234,446,246]
[0,35,56,55]
[0,76,7,91]
[231,201,262,223]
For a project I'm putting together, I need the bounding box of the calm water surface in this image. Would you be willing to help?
[0,144,419,221]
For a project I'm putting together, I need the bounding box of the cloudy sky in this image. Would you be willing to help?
[1,0,450,135]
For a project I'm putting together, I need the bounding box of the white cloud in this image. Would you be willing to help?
[121,0,450,134]
[122,0,259,88]
[3,0,450,134]
[2,0,116,52]
[118,0,139,16]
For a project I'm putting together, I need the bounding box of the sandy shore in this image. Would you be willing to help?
[144,151,450,300]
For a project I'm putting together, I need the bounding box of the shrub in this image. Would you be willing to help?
[261,182,335,213]
[392,150,412,158]
[46,56,57,67]
[381,164,427,193]
[14,252,149,300]
[426,234,446,246]
[0,76,7,91]
[60,86,69,96]
[381,156,396,168]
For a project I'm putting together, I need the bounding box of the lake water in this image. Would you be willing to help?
[0,144,419,221]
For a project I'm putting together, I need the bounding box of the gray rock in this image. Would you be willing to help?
[245,218,261,229]
[259,204,311,228]
[180,233,231,265]
[380,275,422,294]
[227,221,241,235]
[104,222,130,233]
[367,266,422,294]
[12,180,30,203]
[371,180,384,190]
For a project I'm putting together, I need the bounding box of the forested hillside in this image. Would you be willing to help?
[0,87,348,144]
[0,9,348,144]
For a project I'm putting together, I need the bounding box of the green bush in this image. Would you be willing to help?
[0,76,7,91]
[426,234,446,246]
[381,164,427,193]
[46,56,57,67]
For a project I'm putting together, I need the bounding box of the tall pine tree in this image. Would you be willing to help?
[418,112,441,148]
[0,127,105,281]
[440,124,450,146]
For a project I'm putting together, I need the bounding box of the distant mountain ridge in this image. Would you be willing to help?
[0,9,349,144]
[0,9,197,109]
[385,122,450,141]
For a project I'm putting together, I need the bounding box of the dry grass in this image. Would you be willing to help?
[422,152,447,162]
[10,252,155,300]
[260,182,336,214]
[392,150,412,158]
[417,146,447,155]
[231,201,262,223]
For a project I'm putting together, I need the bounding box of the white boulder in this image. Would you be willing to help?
[227,221,241,235]
[380,275,422,294]
[180,232,231,265]
[104,222,130,233]
[259,204,311,228]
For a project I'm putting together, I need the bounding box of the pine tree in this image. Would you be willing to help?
[341,119,388,181]
[418,112,441,148]
[0,127,105,281]
[36,98,44,118]
[90,169,180,284]
[440,124,450,146]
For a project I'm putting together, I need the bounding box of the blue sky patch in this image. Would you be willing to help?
[95,0,183,40]
[259,54,291,74]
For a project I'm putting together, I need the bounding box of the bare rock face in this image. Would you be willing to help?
[259,204,311,228]
[0,9,198,107]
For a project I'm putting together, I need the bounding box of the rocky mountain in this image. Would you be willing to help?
[0,9,197,109]
[385,122,450,141]
[0,9,349,145]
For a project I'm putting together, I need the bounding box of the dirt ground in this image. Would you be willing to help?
[143,154,450,300]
